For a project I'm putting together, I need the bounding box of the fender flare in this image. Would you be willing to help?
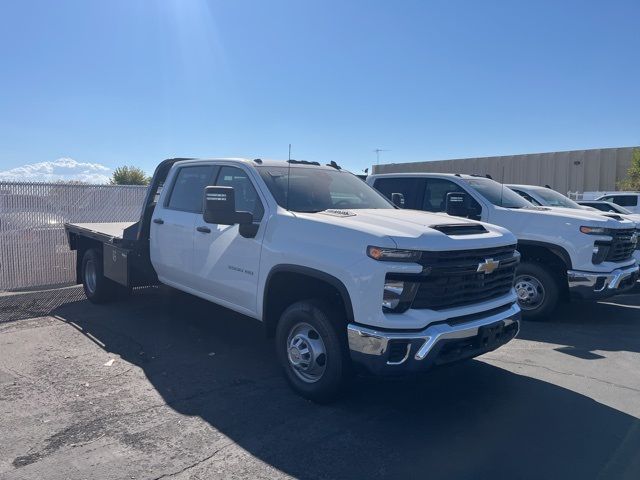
[262,264,355,324]
[516,240,572,269]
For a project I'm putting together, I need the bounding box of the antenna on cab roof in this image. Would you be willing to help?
[286,144,292,211]
[500,165,505,207]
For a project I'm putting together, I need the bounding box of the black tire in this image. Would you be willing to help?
[81,248,117,304]
[275,299,352,403]
[514,261,560,321]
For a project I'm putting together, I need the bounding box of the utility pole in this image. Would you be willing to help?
[374,148,389,165]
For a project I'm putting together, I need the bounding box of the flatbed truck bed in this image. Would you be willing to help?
[63,160,182,290]
[64,222,135,244]
[65,219,157,288]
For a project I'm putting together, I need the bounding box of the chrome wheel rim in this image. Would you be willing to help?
[286,322,327,383]
[85,259,97,295]
[515,275,545,310]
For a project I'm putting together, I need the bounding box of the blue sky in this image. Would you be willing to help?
[1,0,639,177]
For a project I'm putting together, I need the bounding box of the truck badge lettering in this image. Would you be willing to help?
[228,265,254,276]
[206,193,227,201]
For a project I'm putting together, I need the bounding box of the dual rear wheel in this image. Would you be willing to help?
[81,248,119,303]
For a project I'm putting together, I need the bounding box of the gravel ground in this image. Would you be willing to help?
[1,285,639,480]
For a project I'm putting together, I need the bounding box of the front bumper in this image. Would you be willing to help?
[347,302,520,375]
[567,263,639,300]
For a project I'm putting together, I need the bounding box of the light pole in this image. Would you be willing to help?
[374,148,389,165]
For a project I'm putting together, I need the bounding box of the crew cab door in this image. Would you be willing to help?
[192,165,266,315]
[150,164,217,288]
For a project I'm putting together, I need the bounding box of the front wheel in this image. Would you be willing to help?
[514,262,560,321]
[275,300,352,403]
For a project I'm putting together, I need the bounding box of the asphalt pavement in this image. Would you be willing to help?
[1,285,639,479]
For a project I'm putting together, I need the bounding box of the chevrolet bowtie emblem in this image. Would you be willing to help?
[477,258,499,274]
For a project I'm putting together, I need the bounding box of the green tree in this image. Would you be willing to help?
[618,148,640,190]
[109,166,150,185]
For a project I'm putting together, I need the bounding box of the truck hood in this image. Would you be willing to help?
[542,206,640,226]
[623,213,640,225]
[514,206,635,228]
[296,208,515,250]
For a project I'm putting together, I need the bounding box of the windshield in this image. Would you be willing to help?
[257,166,394,212]
[586,202,632,214]
[464,178,533,208]
[533,188,582,209]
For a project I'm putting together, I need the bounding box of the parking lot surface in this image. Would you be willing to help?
[1,286,639,480]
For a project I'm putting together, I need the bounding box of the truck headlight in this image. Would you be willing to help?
[580,226,608,235]
[592,242,610,264]
[367,246,421,262]
[382,279,419,312]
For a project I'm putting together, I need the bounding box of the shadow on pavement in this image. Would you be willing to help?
[0,286,86,323]
[517,283,640,358]
[0,285,153,323]
[50,290,640,479]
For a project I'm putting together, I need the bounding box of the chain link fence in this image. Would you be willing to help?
[0,182,147,291]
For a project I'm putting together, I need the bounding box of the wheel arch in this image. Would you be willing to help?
[74,237,104,284]
[262,265,355,338]
[517,240,572,270]
[516,240,571,300]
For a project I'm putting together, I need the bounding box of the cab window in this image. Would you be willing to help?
[215,166,264,221]
[602,195,638,207]
[422,178,466,212]
[166,165,216,213]
[372,177,425,209]
[512,189,542,206]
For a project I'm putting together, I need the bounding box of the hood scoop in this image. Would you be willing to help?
[430,223,488,236]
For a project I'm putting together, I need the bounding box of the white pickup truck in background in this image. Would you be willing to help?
[368,173,639,320]
[65,158,521,402]
[507,184,640,265]
[506,184,593,210]
[591,192,640,215]
[578,199,640,224]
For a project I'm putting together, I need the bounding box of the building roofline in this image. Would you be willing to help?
[379,145,640,167]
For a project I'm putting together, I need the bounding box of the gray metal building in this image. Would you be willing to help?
[371,146,638,194]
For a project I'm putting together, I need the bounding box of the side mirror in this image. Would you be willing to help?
[391,192,405,208]
[445,191,472,218]
[203,186,253,226]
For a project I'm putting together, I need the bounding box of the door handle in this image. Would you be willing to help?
[196,226,211,233]
[153,218,164,224]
